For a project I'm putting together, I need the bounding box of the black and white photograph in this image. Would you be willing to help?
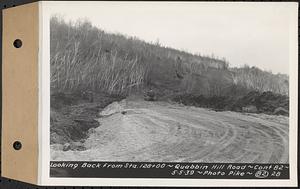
[46,2,297,182]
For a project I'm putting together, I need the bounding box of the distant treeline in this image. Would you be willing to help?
[50,16,289,97]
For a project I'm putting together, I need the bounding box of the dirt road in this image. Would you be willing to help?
[51,99,289,163]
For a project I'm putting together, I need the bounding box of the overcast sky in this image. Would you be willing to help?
[46,2,297,74]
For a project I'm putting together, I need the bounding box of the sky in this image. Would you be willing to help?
[45,2,297,74]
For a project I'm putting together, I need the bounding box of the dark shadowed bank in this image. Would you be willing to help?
[50,17,289,145]
[50,91,124,144]
[173,91,289,115]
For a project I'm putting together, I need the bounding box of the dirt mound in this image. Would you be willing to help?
[172,91,289,115]
[99,99,126,117]
[274,107,289,115]
[234,91,289,115]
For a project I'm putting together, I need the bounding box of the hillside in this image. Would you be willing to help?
[50,17,289,97]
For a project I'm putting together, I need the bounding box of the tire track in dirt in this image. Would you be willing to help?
[51,100,289,163]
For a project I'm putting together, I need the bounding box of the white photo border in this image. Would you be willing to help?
[39,1,298,186]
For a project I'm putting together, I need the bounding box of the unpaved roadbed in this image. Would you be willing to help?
[51,100,288,163]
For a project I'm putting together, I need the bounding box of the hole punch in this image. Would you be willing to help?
[13,141,22,150]
[13,39,22,48]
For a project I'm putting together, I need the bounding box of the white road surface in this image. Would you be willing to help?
[51,99,289,163]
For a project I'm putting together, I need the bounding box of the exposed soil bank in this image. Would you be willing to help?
[172,91,289,116]
[50,91,124,144]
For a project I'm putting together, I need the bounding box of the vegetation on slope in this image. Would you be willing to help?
[50,17,288,97]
